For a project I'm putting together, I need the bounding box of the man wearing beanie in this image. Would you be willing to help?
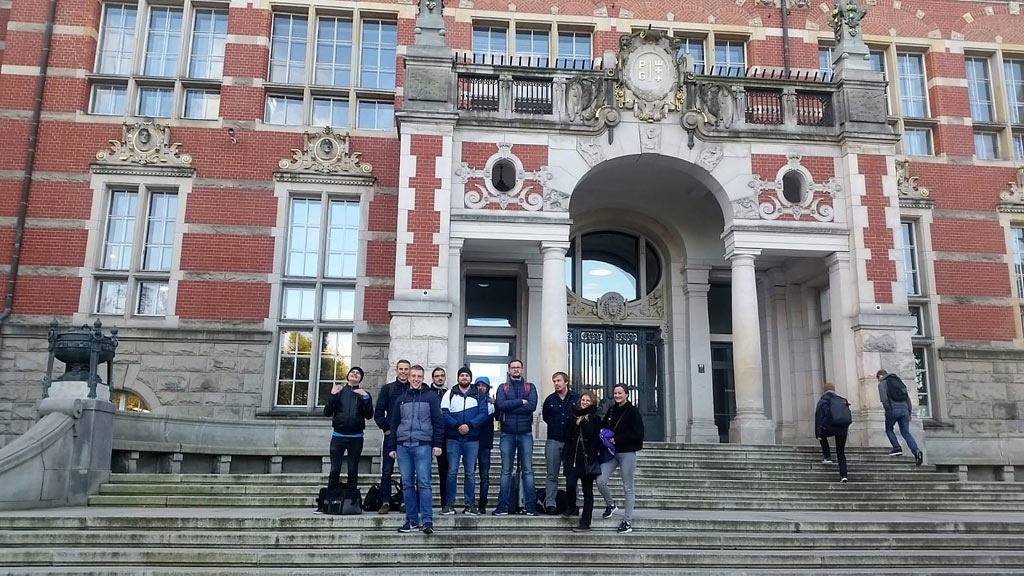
[475,376,495,513]
[441,367,488,515]
[323,366,373,492]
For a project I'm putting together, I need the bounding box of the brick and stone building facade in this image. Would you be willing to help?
[1,0,1023,474]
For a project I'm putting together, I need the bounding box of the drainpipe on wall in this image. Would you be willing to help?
[781,0,792,75]
[0,0,58,337]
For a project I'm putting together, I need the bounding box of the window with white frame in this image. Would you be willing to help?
[902,221,921,296]
[975,132,999,160]
[515,28,549,66]
[677,37,706,74]
[904,128,933,156]
[1007,59,1024,124]
[1011,227,1024,329]
[96,187,179,318]
[902,221,933,418]
[473,25,508,62]
[1015,133,1024,161]
[819,45,834,74]
[965,56,994,123]
[265,11,396,130]
[867,49,890,113]
[90,2,226,120]
[276,196,360,409]
[897,52,928,118]
[557,31,592,69]
[713,40,745,76]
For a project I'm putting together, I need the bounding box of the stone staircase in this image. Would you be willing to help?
[1,443,1023,574]
[88,443,1024,512]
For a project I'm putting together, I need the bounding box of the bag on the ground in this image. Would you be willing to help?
[510,466,526,513]
[886,375,910,404]
[316,485,344,513]
[388,479,405,512]
[534,488,569,513]
[827,394,853,427]
[340,486,363,515]
[362,483,385,512]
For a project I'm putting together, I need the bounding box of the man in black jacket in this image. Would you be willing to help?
[373,359,411,513]
[430,366,451,507]
[323,366,373,491]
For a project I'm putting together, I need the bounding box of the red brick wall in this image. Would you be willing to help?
[407,135,442,290]
[938,304,1015,341]
[858,155,896,305]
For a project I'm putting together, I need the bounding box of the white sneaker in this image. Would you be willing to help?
[821,459,833,464]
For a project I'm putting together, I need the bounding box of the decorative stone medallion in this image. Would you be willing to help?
[278,126,373,176]
[745,154,841,222]
[95,122,193,167]
[615,30,687,122]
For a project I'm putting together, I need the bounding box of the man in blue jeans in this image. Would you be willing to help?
[440,366,488,516]
[877,369,924,466]
[385,364,444,534]
[373,359,410,513]
[493,359,539,516]
[475,376,495,513]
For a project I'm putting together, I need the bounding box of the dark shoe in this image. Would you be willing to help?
[398,521,417,533]
[524,509,539,517]
[572,525,591,532]
[464,505,480,516]
[602,505,617,519]
[421,523,434,535]
[561,507,577,518]
[915,450,924,466]
[491,509,508,516]
[840,477,848,483]
[616,520,632,534]
[545,506,558,516]
[888,450,903,457]
[441,505,455,516]
[378,502,390,515]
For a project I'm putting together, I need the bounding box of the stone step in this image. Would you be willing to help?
[83,494,1024,511]
[11,568,1023,576]
[3,546,1023,569]
[3,529,1024,550]
[94,483,1024,502]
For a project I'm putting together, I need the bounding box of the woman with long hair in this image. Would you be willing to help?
[596,383,645,534]
[562,390,601,531]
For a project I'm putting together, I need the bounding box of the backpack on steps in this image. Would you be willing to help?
[886,375,910,404]
[827,394,853,428]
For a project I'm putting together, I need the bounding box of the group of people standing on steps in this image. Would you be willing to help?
[322,358,645,535]
[813,368,925,483]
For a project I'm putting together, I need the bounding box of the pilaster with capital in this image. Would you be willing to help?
[539,242,570,403]
[683,266,719,443]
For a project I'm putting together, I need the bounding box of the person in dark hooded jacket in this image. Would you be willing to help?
[323,366,373,491]
[596,383,645,534]
[814,382,851,483]
[562,390,601,531]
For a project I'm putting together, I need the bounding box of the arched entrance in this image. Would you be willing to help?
[567,153,728,443]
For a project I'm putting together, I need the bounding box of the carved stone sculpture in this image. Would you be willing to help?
[95,122,193,167]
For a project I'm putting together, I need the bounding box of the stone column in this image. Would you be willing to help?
[539,242,569,402]
[446,238,464,373]
[683,266,719,443]
[728,249,775,444]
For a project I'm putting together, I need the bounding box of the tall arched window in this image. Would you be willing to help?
[565,231,661,302]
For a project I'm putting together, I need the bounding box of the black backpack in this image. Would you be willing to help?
[886,375,910,403]
[361,483,386,512]
[827,394,852,427]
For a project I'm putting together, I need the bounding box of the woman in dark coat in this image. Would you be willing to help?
[562,390,602,531]
[596,383,645,534]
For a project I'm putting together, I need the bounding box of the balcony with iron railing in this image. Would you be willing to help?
[452,53,840,138]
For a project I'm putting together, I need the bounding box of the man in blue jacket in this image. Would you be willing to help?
[493,359,539,516]
[541,371,578,515]
[385,365,444,535]
[440,366,488,516]
[475,376,495,514]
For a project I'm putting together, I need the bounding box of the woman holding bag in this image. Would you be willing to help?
[562,391,602,531]
[596,383,645,534]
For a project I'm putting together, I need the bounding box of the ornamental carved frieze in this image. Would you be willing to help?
[997,167,1024,214]
[94,122,193,171]
[277,127,373,180]
[455,142,569,212]
[566,288,665,324]
[827,1,869,42]
[896,159,933,209]
[743,154,840,222]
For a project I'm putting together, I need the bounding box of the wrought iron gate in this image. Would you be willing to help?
[567,326,665,441]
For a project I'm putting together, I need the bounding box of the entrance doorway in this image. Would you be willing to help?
[567,326,665,441]
[711,342,736,443]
